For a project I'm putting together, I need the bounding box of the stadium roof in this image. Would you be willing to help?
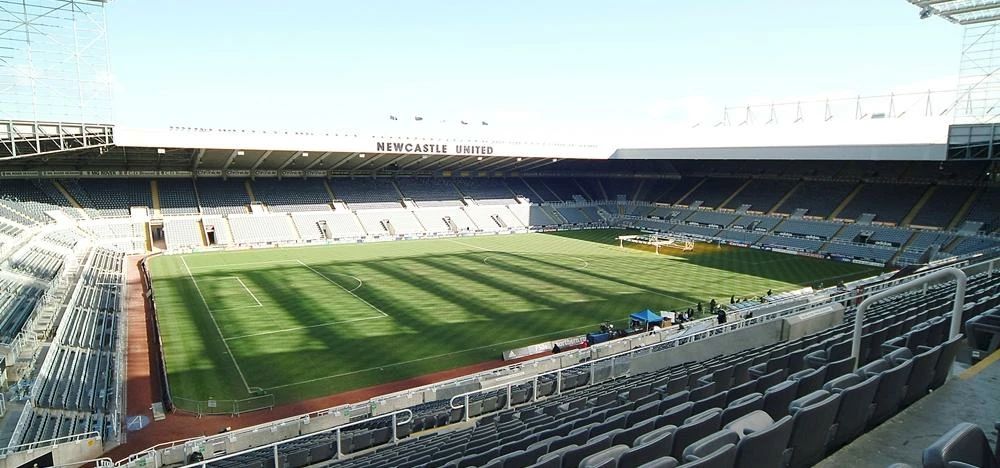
[908,0,1000,24]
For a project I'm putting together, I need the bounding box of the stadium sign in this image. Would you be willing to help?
[375,141,494,155]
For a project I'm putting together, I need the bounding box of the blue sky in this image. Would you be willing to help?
[107,0,960,129]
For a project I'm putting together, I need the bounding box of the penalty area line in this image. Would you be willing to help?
[296,260,387,317]
[180,256,253,394]
[224,316,383,341]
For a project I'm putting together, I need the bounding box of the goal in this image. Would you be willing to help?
[617,234,695,254]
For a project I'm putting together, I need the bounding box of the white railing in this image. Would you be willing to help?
[169,409,413,468]
[851,267,967,369]
[0,430,101,456]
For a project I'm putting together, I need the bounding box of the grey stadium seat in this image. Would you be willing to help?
[922,422,1000,468]
[786,390,841,468]
[578,444,630,468]
[823,373,880,450]
[670,408,722,460]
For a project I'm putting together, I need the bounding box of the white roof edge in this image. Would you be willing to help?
[113,117,951,161]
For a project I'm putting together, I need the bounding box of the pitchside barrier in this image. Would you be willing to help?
[109,254,1000,468]
[171,394,276,417]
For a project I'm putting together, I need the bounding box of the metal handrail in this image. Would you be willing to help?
[176,408,413,468]
[851,267,967,369]
[0,430,101,456]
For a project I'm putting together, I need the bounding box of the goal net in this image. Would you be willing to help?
[617,234,695,254]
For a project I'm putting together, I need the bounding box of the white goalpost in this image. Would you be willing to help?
[617,234,695,254]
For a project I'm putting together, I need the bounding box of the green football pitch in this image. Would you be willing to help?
[148,229,883,405]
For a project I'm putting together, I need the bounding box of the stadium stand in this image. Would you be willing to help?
[837,183,926,224]
[757,235,825,252]
[395,178,463,207]
[962,186,1000,233]
[776,181,855,218]
[657,178,704,205]
[412,207,477,233]
[228,213,300,245]
[10,248,125,448]
[687,211,739,228]
[291,212,367,240]
[0,180,79,222]
[0,280,43,342]
[251,178,332,212]
[723,178,797,212]
[911,185,974,228]
[773,219,843,240]
[731,215,781,231]
[331,178,402,210]
[453,178,517,205]
[156,179,201,215]
[521,178,561,202]
[196,179,251,215]
[685,177,747,208]
[9,247,66,280]
[503,178,542,202]
[834,224,913,246]
[355,209,426,236]
[540,177,585,201]
[603,177,643,202]
[62,179,152,218]
[163,218,204,250]
[823,242,897,264]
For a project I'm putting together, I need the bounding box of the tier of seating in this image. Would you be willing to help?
[0,180,81,222]
[163,218,204,249]
[332,179,402,210]
[290,212,367,240]
[757,235,825,252]
[834,224,913,246]
[685,178,747,208]
[12,410,109,451]
[453,179,517,205]
[10,248,125,448]
[412,208,477,233]
[196,179,251,215]
[777,181,856,218]
[838,183,925,223]
[211,271,994,468]
[823,242,898,264]
[0,279,43,342]
[773,219,843,240]
[157,179,201,215]
[252,178,332,212]
[9,247,65,280]
[62,179,152,217]
[395,178,464,207]
[355,210,426,236]
[228,214,299,245]
[687,211,739,227]
[723,179,796,212]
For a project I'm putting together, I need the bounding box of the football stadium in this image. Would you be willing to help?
[1,1,1000,467]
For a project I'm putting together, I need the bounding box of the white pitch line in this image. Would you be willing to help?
[295,260,388,317]
[235,277,263,306]
[224,316,383,341]
[180,255,252,394]
[211,304,264,313]
[185,259,301,271]
[263,322,611,391]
